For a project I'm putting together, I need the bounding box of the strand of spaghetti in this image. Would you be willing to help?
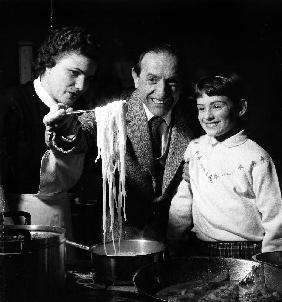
[95,105,110,252]
[116,100,127,221]
[115,105,126,248]
[109,110,118,253]
[94,100,127,255]
[118,102,127,248]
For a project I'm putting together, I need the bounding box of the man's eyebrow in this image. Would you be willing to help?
[68,67,83,73]
[146,73,159,78]
[211,100,226,104]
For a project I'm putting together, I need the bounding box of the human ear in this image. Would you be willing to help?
[238,99,247,117]
[131,68,140,89]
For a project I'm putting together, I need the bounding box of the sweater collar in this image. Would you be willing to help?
[207,130,248,148]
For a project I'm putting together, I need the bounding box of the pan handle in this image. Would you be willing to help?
[66,239,92,251]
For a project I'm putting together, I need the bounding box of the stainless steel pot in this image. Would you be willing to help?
[0,225,66,302]
[253,251,282,293]
[133,256,261,301]
[67,239,167,283]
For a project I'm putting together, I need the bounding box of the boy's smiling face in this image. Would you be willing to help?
[197,94,241,141]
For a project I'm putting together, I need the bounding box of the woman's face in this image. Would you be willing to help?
[43,52,97,107]
[197,93,240,141]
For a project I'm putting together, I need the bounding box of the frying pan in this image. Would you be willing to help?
[67,239,167,283]
[253,251,282,294]
[133,256,261,301]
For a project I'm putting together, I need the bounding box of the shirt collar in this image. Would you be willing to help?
[207,130,248,148]
[142,103,172,126]
[33,77,57,109]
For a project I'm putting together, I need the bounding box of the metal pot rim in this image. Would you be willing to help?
[91,239,167,256]
[0,224,65,233]
[0,225,66,250]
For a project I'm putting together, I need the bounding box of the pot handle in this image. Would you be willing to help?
[2,211,31,225]
[2,228,32,252]
[66,239,92,251]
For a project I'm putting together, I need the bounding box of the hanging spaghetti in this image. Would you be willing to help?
[94,100,127,254]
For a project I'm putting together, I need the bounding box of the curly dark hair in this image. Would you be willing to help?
[34,26,101,77]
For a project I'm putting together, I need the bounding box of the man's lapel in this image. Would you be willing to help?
[126,91,154,174]
[126,92,193,193]
[162,114,192,193]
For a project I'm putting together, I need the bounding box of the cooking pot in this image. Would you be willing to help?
[67,238,167,284]
[133,256,262,301]
[253,251,282,294]
[0,224,65,302]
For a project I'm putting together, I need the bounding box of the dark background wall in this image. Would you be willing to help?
[0,0,282,173]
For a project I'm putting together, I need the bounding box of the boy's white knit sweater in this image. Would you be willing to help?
[168,130,282,252]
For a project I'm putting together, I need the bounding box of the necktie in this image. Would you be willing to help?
[149,116,164,158]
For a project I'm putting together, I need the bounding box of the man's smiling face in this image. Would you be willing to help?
[132,51,181,117]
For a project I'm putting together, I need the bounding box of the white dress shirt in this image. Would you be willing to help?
[143,104,171,156]
[34,77,57,109]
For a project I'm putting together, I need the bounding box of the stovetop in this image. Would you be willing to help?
[65,264,147,302]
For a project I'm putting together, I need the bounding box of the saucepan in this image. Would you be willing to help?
[253,251,282,293]
[133,256,264,301]
[66,238,168,283]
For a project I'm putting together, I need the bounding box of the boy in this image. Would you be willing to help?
[167,73,282,259]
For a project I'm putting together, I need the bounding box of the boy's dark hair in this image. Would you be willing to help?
[34,26,100,77]
[193,73,246,104]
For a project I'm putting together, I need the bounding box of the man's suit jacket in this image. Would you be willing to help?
[124,90,193,235]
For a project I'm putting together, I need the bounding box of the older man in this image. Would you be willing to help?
[0,26,99,233]
[42,43,195,241]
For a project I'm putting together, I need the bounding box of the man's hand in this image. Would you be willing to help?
[182,161,190,183]
[43,103,77,135]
